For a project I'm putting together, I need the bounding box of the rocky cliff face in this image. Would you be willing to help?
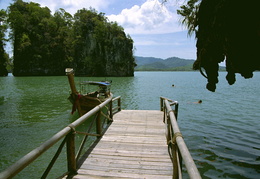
[74,23,135,77]
[104,35,135,77]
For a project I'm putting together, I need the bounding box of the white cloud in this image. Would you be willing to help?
[27,0,110,15]
[107,0,182,34]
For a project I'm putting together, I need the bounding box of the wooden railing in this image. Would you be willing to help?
[0,95,121,179]
[160,97,201,179]
[111,96,121,114]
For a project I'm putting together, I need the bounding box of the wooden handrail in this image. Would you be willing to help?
[112,96,121,114]
[160,97,201,179]
[0,95,121,179]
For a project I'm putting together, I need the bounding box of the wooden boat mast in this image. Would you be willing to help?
[65,68,83,116]
[65,68,78,94]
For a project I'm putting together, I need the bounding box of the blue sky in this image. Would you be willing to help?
[0,0,197,60]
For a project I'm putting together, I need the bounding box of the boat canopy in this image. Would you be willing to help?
[80,81,111,86]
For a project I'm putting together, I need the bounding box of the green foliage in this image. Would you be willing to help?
[0,9,8,76]
[177,0,201,35]
[6,0,135,76]
[8,0,53,75]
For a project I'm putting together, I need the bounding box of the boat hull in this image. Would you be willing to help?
[69,93,110,116]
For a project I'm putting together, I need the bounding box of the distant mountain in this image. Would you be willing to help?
[134,56,195,71]
[134,56,163,66]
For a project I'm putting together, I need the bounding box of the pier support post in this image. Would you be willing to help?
[117,97,121,111]
[66,127,77,176]
[96,111,102,137]
[109,101,113,121]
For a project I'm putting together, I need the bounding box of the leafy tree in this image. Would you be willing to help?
[7,1,135,76]
[44,8,73,75]
[177,0,200,36]
[72,8,97,75]
[8,0,52,75]
[0,9,8,76]
[8,1,74,75]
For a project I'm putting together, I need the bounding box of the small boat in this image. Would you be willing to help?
[66,68,111,116]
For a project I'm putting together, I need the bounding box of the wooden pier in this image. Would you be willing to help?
[0,96,201,179]
[71,110,173,178]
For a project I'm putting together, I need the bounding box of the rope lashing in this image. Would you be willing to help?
[68,124,76,134]
[173,132,183,144]
[168,132,183,145]
[167,132,183,166]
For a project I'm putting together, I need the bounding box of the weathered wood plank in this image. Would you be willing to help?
[75,169,172,179]
[87,153,172,163]
[67,110,173,179]
[83,156,172,167]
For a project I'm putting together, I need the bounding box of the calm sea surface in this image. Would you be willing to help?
[0,71,259,178]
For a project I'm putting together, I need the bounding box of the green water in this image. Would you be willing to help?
[0,72,259,178]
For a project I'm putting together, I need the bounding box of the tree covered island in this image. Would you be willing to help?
[0,0,136,76]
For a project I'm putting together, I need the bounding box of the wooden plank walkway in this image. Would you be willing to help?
[72,110,173,179]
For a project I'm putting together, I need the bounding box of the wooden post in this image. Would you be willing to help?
[96,111,102,137]
[163,99,166,123]
[177,147,183,173]
[109,101,113,121]
[172,143,179,179]
[174,103,179,121]
[118,97,121,111]
[66,127,77,176]
[160,97,164,111]
[66,68,83,115]
[166,117,171,144]
[65,68,78,94]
